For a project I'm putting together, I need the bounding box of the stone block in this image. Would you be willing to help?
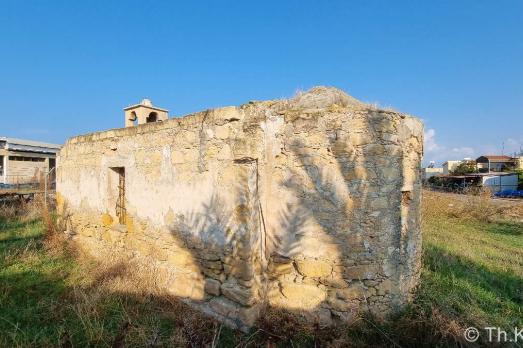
[337,285,366,300]
[171,150,185,164]
[238,305,260,326]
[319,277,348,289]
[276,282,326,310]
[272,254,292,264]
[331,309,358,323]
[372,118,396,133]
[377,279,393,295]
[327,297,358,312]
[204,278,221,296]
[205,146,219,158]
[380,166,400,180]
[346,234,366,252]
[350,133,372,146]
[344,265,379,280]
[210,297,240,317]
[217,145,232,160]
[221,283,255,306]
[101,214,113,227]
[362,144,386,156]
[268,262,294,276]
[201,259,223,270]
[370,197,389,210]
[295,259,332,278]
[202,268,226,282]
[167,250,195,267]
[347,117,368,130]
[125,215,135,233]
[236,278,255,288]
[199,251,222,261]
[215,125,230,139]
[212,106,243,123]
[183,131,197,143]
[165,269,204,297]
[224,262,254,281]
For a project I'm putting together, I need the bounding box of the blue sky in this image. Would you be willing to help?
[1,0,522,165]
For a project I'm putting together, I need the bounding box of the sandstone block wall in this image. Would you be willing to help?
[57,87,423,330]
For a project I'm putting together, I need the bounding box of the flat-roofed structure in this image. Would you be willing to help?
[0,137,62,185]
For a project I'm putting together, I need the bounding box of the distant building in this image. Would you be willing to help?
[435,172,519,193]
[480,173,519,192]
[0,137,61,185]
[422,167,443,181]
[442,160,462,174]
[475,155,517,173]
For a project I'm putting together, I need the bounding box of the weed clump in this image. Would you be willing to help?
[423,189,507,222]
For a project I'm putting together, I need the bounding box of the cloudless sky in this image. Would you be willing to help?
[1,0,522,165]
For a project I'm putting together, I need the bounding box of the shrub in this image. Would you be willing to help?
[451,161,477,175]
[423,189,505,223]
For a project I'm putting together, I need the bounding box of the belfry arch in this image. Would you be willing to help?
[124,99,168,127]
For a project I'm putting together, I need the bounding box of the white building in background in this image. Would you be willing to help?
[442,160,462,174]
[440,173,519,193]
[0,137,62,185]
[422,167,443,181]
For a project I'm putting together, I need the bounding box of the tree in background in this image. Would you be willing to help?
[515,169,523,190]
[451,161,478,175]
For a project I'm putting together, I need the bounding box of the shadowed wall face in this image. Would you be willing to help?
[57,87,423,331]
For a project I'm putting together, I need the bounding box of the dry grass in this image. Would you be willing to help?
[0,194,67,251]
[0,195,46,221]
[423,189,509,222]
[64,255,220,347]
[504,201,523,221]
[364,101,401,113]
[0,203,18,219]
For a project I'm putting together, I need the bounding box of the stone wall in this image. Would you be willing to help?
[56,87,423,331]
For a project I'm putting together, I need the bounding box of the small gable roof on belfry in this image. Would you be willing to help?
[124,99,169,127]
[124,98,168,112]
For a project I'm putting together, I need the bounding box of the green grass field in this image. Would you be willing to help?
[0,193,522,347]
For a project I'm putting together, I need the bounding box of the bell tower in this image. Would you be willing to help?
[124,99,168,127]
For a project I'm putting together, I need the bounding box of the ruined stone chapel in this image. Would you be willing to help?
[57,87,423,330]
